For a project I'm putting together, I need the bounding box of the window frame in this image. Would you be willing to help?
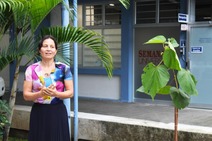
[80,3,122,69]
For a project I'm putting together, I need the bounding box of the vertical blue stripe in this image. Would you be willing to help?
[73,0,79,141]
[61,0,71,138]
[121,1,134,102]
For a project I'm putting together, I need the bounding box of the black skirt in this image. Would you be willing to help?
[28,101,70,141]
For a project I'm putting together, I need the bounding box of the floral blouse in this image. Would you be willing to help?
[25,61,72,104]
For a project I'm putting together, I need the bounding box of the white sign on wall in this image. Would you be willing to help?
[191,46,203,53]
[178,13,188,23]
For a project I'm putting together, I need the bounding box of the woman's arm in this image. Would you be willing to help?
[23,80,43,101]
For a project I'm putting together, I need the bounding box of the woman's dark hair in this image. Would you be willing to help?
[38,35,58,50]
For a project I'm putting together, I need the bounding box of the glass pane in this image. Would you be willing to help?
[159,0,180,23]
[85,5,102,26]
[136,0,156,24]
[104,29,121,34]
[82,28,121,68]
[104,36,121,42]
[104,29,121,68]
[83,49,102,67]
[105,4,121,25]
[196,0,212,21]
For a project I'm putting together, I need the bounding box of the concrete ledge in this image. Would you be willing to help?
[12,105,212,141]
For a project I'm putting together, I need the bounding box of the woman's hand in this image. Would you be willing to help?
[43,84,58,97]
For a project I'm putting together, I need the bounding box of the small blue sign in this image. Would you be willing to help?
[191,46,203,53]
[178,13,188,23]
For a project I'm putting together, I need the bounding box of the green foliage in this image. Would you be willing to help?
[177,69,198,96]
[163,47,181,70]
[170,87,190,109]
[137,35,198,109]
[140,63,170,99]
[119,0,130,9]
[0,100,11,136]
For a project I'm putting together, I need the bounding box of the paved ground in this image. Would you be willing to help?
[3,93,212,128]
[76,98,212,127]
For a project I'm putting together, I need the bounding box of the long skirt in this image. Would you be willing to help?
[28,101,70,141]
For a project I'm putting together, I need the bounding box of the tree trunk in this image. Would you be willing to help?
[3,63,20,141]
[174,107,178,141]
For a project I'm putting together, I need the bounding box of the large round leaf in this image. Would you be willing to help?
[136,85,154,98]
[168,38,179,48]
[170,87,190,109]
[142,63,170,99]
[158,85,171,95]
[163,47,181,71]
[177,68,198,96]
[144,35,166,44]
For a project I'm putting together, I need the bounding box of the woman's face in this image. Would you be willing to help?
[39,38,57,60]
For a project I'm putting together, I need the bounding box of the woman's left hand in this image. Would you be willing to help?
[43,84,58,97]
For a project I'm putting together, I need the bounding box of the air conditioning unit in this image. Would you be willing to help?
[0,77,5,97]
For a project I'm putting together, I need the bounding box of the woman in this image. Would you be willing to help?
[23,35,73,141]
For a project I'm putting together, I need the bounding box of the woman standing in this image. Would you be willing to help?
[23,35,73,141]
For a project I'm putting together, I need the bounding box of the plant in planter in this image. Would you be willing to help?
[137,35,198,141]
[0,100,11,137]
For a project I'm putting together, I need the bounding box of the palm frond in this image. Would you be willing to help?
[0,0,24,11]
[0,0,25,37]
[56,43,73,65]
[0,36,37,71]
[40,25,113,77]
[119,0,130,9]
[61,1,75,23]
[29,0,62,32]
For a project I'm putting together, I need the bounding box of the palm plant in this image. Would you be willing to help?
[0,0,130,140]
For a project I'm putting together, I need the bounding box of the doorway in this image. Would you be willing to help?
[189,24,212,108]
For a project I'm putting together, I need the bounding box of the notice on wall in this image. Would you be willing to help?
[191,46,203,53]
[138,50,162,65]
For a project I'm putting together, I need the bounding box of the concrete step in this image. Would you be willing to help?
[12,105,212,141]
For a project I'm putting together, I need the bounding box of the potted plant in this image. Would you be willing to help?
[137,35,198,141]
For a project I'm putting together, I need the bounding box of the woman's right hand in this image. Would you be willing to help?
[38,85,48,97]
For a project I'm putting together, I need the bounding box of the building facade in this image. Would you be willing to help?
[1,0,212,108]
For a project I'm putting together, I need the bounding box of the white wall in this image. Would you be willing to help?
[78,75,120,100]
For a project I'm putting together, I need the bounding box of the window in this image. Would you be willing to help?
[195,0,212,21]
[105,4,121,25]
[85,4,121,26]
[81,3,122,68]
[136,0,180,24]
[159,0,180,23]
[136,0,156,23]
[85,5,102,26]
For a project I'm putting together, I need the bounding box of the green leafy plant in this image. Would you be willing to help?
[137,35,198,141]
[0,100,11,137]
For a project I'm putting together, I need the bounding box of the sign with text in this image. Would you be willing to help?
[191,46,203,53]
[178,13,188,23]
